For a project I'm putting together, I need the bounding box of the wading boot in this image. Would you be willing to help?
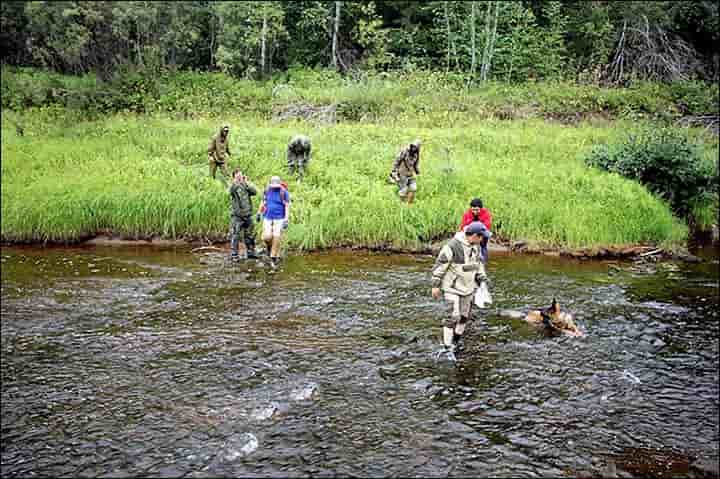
[452,333,464,354]
[444,344,457,362]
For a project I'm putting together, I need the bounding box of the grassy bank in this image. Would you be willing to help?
[2,109,700,250]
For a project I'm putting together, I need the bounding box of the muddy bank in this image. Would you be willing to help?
[3,232,709,263]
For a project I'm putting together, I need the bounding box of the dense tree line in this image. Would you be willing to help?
[1,1,718,83]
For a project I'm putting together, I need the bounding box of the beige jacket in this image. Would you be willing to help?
[431,232,485,296]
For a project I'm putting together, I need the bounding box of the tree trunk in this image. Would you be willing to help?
[209,5,216,69]
[260,6,268,76]
[470,1,477,77]
[444,1,451,72]
[480,1,500,82]
[332,1,341,69]
[479,1,492,81]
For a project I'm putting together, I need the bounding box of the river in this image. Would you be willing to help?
[1,245,718,478]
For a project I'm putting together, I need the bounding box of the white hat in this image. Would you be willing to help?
[269,176,282,188]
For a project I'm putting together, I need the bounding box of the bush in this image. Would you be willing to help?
[584,127,718,220]
[668,80,720,115]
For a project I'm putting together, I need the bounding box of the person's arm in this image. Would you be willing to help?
[284,191,291,222]
[208,138,215,160]
[245,181,257,196]
[414,155,420,175]
[392,150,404,171]
[390,151,403,181]
[431,244,452,298]
[459,210,471,231]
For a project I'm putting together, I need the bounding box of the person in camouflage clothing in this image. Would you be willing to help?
[228,169,258,261]
[390,139,421,203]
[287,135,311,177]
[208,124,232,179]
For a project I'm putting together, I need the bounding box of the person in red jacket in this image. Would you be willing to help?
[459,198,492,263]
[459,198,492,231]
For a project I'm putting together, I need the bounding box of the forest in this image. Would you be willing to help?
[2,1,718,84]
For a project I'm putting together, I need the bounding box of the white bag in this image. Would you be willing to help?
[474,282,492,308]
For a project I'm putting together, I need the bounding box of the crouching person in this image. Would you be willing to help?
[229,169,258,261]
[431,222,491,362]
[257,176,291,267]
[287,135,311,178]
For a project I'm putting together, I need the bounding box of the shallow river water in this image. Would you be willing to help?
[1,245,718,478]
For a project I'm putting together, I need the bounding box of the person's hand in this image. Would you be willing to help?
[431,287,441,299]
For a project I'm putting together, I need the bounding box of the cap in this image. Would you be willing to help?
[465,221,491,238]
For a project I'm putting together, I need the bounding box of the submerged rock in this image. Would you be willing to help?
[250,403,279,422]
[290,382,318,401]
[218,433,259,462]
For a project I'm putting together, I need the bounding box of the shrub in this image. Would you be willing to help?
[668,80,720,115]
[584,127,718,220]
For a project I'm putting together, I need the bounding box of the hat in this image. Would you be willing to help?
[465,221,490,238]
[269,176,282,188]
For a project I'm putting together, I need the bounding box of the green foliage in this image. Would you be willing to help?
[215,1,287,78]
[492,1,568,82]
[668,80,720,115]
[584,127,719,220]
[4,67,719,124]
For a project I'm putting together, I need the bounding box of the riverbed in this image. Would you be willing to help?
[1,246,718,477]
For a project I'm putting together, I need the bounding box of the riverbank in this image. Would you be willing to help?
[5,231,711,264]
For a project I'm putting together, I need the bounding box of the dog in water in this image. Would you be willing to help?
[525,298,583,337]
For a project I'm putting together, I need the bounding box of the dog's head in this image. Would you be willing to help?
[531,298,582,336]
[540,298,560,323]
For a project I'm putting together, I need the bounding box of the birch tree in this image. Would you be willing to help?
[332,1,341,69]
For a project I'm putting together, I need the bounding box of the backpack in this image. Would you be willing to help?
[260,182,290,214]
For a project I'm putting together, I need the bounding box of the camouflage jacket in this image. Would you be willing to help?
[391,144,420,178]
[208,125,231,163]
[288,135,311,155]
[229,181,257,218]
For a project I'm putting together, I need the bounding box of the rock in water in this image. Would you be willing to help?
[222,433,259,461]
[290,382,318,401]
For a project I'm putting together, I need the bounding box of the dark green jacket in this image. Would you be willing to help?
[229,181,257,217]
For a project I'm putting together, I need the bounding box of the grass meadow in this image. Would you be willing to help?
[1,108,694,250]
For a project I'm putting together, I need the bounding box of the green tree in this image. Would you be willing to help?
[215,1,287,78]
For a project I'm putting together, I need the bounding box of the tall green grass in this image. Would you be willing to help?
[1,110,693,249]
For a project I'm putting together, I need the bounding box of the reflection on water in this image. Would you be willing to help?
[1,246,718,478]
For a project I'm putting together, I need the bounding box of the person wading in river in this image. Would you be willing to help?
[208,124,232,179]
[389,139,421,204]
[256,175,291,267]
[431,221,491,362]
[229,169,258,261]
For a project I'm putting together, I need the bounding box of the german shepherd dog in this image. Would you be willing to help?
[525,298,583,337]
